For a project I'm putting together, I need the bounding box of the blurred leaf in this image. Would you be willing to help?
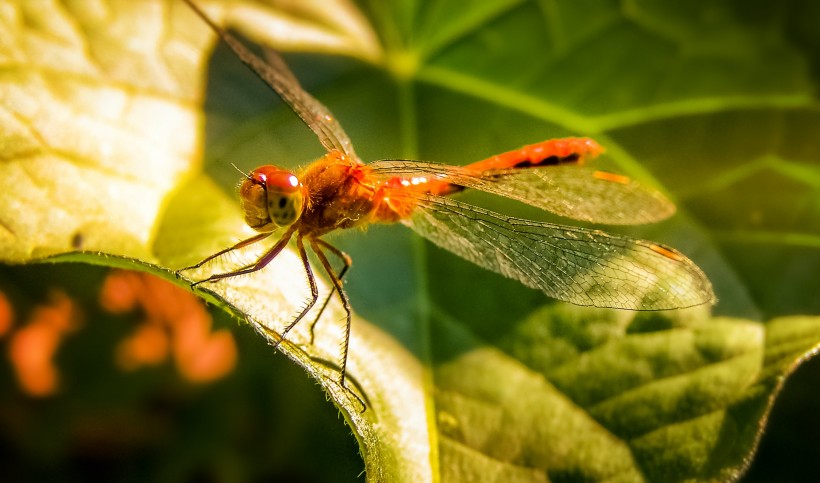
[213,0,382,60]
[0,0,203,261]
[1,0,819,482]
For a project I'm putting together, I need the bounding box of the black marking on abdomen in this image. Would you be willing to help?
[513,153,580,169]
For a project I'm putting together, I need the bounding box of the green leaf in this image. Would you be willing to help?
[2,0,819,481]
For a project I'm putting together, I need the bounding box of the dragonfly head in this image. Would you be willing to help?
[239,165,305,231]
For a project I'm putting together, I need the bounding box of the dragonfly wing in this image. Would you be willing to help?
[387,189,714,310]
[186,0,358,160]
[369,161,675,225]
[482,165,676,224]
[258,48,358,159]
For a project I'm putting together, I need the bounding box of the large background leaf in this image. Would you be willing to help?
[1,0,819,481]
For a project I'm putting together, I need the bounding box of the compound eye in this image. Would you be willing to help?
[239,166,303,231]
[267,189,303,226]
[251,167,303,227]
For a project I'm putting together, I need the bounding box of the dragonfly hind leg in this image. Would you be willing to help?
[307,239,352,345]
[268,234,319,351]
[309,238,361,407]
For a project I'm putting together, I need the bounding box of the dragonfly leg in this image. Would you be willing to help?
[269,234,318,351]
[190,228,295,286]
[307,239,351,345]
[177,232,271,276]
[310,238,363,408]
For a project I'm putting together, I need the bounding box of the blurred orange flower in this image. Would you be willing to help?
[0,292,12,338]
[8,290,81,397]
[101,270,237,383]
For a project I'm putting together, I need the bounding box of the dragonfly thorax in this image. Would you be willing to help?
[239,165,305,232]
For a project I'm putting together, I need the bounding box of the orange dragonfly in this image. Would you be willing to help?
[182,0,714,392]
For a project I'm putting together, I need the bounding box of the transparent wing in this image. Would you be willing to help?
[186,0,358,160]
[370,160,675,225]
[384,188,715,310]
[486,165,675,224]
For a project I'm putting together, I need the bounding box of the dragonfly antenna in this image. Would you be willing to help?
[231,163,252,180]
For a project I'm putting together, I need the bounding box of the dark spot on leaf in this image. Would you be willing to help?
[71,232,83,249]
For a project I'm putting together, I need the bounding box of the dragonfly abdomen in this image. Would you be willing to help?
[428,137,605,197]
[470,137,604,172]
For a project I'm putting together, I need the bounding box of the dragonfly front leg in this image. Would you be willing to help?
[176,232,272,275]
[187,228,295,287]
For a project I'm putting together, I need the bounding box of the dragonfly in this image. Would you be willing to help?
[181,0,715,395]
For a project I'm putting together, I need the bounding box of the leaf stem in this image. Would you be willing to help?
[398,79,419,160]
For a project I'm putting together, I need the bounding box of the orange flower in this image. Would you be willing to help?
[101,270,237,382]
[8,290,80,397]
